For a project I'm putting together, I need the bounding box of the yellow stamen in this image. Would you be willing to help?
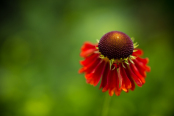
[133,42,139,48]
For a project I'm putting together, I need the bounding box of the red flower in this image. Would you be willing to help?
[79,31,150,96]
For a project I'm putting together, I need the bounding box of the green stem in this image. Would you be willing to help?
[101,93,111,116]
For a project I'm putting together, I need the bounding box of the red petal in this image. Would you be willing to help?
[80,53,99,66]
[102,67,112,92]
[108,69,116,96]
[80,42,98,58]
[81,42,96,52]
[121,65,135,91]
[86,61,106,86]
[85,58,101,74]
[125,64,143,87]
[135,58,151,72]
[115,69,121,96]
[119,64,132,92]
[136,57,149,65]
[79,57,101,74]
[99,62,110,89]
[130,63,145,84]
[133,59,147,77]
[133,49,143,56]
[80,49,96,57]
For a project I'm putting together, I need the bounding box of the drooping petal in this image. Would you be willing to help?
[125,64,143,87]
[85,60,106,86]
[135,58,151,72]
[80,42,97,57]
[80,49,96,57]
[107,67,117,96]
[108,70,116,96]
[120,64,135,91]
[119,64,132,92]
[80,53,99,66]
[84,58,101,74]
[102,66,112,92]
[133,59,147,77]
[101,65,121,96]
[114,68,121,96]
[133,49,143,56]
[129,63,145,84]
[136,57,149,65]
[81,42,96,52]
[78,57,100,74]
[99,62,110,89]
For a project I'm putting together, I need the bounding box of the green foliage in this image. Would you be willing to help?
[0,0,174,116]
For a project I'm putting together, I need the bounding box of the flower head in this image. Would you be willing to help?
[79,31,150,96]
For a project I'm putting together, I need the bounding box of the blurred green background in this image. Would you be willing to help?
[0,0,174,116]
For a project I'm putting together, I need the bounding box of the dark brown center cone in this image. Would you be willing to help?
[98,31,134,59]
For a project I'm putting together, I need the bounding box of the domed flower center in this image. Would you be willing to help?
[98,31,134,60]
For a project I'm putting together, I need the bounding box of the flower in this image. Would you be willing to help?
[79,31,150,96]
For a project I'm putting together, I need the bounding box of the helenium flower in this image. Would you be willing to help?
[79,31,150,96]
